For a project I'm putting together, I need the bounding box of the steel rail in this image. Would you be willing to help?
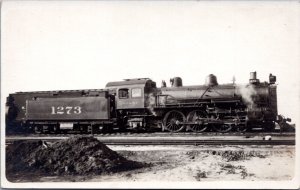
[5,136,295,146]
[6,132,295,137]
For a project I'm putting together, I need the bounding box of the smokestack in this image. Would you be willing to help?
[249,71,260,84]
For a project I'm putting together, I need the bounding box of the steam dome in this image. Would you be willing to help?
[205,74,218,86]
[170,77,183,87]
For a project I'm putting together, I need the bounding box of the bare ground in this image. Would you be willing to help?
[24,145,295,182]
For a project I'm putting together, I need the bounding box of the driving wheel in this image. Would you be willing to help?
[163,110,186,132]
[187,110,208,132]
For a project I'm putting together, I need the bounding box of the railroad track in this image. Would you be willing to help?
[6,131,295,137]
[6,135,295,146]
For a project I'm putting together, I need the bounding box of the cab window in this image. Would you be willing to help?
[131,88,142,98]
[119,88,129,99]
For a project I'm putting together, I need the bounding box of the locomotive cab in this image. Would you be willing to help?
[105,78,157,130]
[106,78,156,110]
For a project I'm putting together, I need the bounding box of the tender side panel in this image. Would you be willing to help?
[26,97,109,120]
[9,90,107,121]
[11,93,53,121]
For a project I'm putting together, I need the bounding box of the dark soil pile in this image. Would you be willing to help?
[6,137,144,178]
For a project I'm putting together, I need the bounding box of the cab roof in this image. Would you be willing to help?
[105,78,154,87]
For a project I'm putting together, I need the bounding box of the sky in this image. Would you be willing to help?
[1,0,300,125]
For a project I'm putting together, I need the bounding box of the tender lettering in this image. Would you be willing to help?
[51,106,82,115]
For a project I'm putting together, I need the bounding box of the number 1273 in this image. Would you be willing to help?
[51,106,82,114]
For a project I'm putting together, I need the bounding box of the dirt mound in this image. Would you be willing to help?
[6,137,144,178]
[6,140,42,174]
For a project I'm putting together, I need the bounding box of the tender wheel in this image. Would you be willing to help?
[163,110,186,132]
[236,124,247,132]
[52,125,60,134]
[34,125,42,134]
[213,124,232,133]
[187,110,208,132]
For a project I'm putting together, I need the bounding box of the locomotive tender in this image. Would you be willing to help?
[6,72,290,133]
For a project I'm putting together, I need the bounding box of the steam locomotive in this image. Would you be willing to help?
[6,72,291,134]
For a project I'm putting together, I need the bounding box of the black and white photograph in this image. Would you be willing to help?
[1,0,299,189]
